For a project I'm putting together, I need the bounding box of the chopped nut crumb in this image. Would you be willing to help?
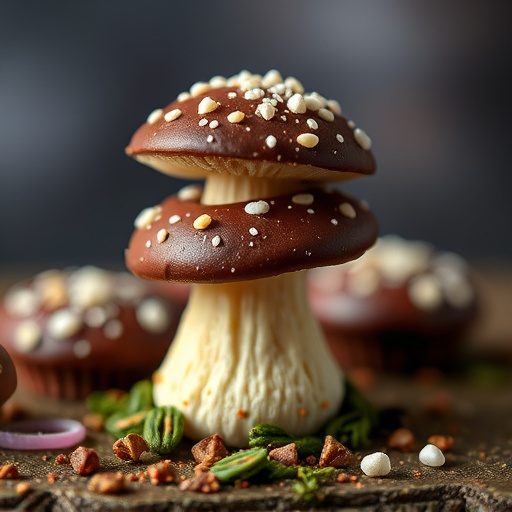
[337,472,350,483]
[387,428,415,452]
[256,103,276,120]
[318,107,334,122]
[236,409,248,418]
[306,455,317,466]
[157,229,169,243]
[227,111,245,123]
[54,454,68,465]
[269,443,298,466]
[147,109,163,124]
[427,435,454,452]
[191,434,228,467]
[0,464,20,479]
[164,109,182,122]
[197,96,219,115]
[113,433,150,462]
[147,460,178,486]
[47,473,58,484]
[69,446,99,476]
[15,482,31,495]
[89,472,125,494]
[180,471,220,493]
[319,435,353,468]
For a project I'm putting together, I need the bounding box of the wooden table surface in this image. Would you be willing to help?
[0,265,511,511]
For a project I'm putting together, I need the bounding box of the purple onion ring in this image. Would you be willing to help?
[0,418,86,450]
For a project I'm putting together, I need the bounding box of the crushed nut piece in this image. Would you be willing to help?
[69,446,99,476]
[15,482,31,495]
[387,428,415,452]
[157,229,169,243]
[197,96,219,114]
[147,109,163,124]
[54,454,68,465]
[47,473,58,484]
[0,464,20,479]
[256,103,276,120]
[82,413,104,432]
[269,443,298,466]
[89,472,125,494]
[193,214,212,230]
[180,471,220,493]
[113,433,150,462]
[318,107,334,122]
[319,435,353,468]
[306,455,317,466]
[147,460,178,486]
[191,434,228,467]
[427,435,454,452]
[287,93,306,114]
[337,472,350,483]
[164,109,182,122]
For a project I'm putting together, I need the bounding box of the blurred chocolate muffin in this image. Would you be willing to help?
[0,266,184,399]
[308,236,479,372]
[0,343,17,408]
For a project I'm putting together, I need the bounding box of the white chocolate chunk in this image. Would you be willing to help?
[134,206,159,229]
[292,193,315,205]
[136,298,171,334]
[354,128,372,150]
[287,93,306,114]
[297,133,319,148]
[244,200,270,215]
[227,111,245,123]
[14,320,41,352]
[318,108,334,122]
[256,103,276,120]
[419,444,445,467]
[408,275,443,311]
[197,96,219,114]
[164,109,182,122]
[73,339,92,359]
[265,135,277,148]
[361,452,391,477]
[339,202,356,219]
[157,229,169,243]
[47,309,83,339]
[147,109,163,124]
[193,214,212,230]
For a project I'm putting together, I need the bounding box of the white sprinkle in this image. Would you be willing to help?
[262,97,278,107]
[136,298,170,334]
[209,120,219,129]
[178,184,202,202]
[336,134,345,143]
[287,93,306,114]
[73,339,92,359]
[307,208,314,214]
[262,69,283,88]
[292,193,314,205]
[177,92,191,102]
[4,288,40,318]
[408,275,443,311]
[318,108,334,122]
[327,99,342,115]
[244,88,265,100]
[146,240,152,248]
[147,109,163,124]
[249,241,254,247]
[269,83,286,95]
[197,96,219,114]
[206,134,214,143]
[307,118,318,130]
[47,309,83,340]
[331,218,338,225]
[211,235,222,247]
[339,202,356,219]
[296,133,319,148]
[249,227,259,236]
[361,452,391,477]
[280,115,287,122]
[198,118,208,127]
[272,93,284,103]
[169,214,181,224]
[157,229,169,243]
[354,128,372,150]
[244,200,270,215]
[419,444,445,467]
[84,307,108,328]
[227,111,245,123]
[164,109,182,122]
[347,120,356,129]
[359,200,370,211]
[227,91,237,99]
[256,102,276,120]
[14,321,41,352]
[134,206,158,229]
[246,127,251,131]
[284,76,304,94]
[104,319,123,339]
[304,95,322,111]
[231,267,236,273]
[265,135,277,148]
[209,75,227,88]
[190,81,212,97]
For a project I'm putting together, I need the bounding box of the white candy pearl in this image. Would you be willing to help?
[419,444,445,467]
[360,452,391,477]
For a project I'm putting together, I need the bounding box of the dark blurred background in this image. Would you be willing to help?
[1,0,511,269]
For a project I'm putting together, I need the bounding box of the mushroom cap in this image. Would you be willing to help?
[126,187,378,284]
[0,344,17,407]
[126,71,376,181]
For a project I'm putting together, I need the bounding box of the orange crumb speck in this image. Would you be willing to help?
[236,410,248,419]
[320,400,329,409]
[414,471,422,478]
[299,408,310,417]
[153,372,163,383]
[182,401,189,407]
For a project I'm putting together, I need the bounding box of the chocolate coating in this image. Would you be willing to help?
[0,268,184,399]
[0,344,17,408]
[126,187,378,284]
[126,84,376,180]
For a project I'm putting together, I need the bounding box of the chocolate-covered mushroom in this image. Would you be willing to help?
[125,70,378,446]
[0,344,17,408]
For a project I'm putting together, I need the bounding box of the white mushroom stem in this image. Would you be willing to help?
[153,172,344,447]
